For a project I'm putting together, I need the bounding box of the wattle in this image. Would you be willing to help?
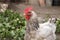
[25,16,31,20]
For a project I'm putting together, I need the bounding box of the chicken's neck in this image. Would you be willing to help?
[26,17,39,33]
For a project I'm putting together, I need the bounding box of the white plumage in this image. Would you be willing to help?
[36,18,56,40]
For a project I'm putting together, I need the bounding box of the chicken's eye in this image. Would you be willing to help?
[28,12,31,13]
[27,12,32,16]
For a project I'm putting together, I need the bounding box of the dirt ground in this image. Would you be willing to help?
[8,3,60,18]
[56,34,60,40]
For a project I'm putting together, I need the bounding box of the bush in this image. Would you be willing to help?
[0,10,25,40]
[56,20,60,33]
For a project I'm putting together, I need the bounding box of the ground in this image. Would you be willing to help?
[8,3,60,18]
[56,33,60,40]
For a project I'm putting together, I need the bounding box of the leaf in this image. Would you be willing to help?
[0,9,26,40]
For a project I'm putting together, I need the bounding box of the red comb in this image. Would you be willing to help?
[24,7,33,14]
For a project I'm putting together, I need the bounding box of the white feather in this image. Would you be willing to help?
[36,18,56,40]
[30,11,37,20]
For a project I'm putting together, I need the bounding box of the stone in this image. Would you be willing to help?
[0,3,8,12]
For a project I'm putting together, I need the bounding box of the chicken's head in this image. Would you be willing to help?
[24,7,37,21]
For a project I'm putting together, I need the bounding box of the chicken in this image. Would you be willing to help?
[24,7,39,40]
[23,7,56,40]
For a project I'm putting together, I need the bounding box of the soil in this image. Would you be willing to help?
[56,33,60,40]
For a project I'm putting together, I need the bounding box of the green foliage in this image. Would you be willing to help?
[0,10,25,40]
[56,20,60,33]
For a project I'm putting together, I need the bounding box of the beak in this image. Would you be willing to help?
[23,13,26,16]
